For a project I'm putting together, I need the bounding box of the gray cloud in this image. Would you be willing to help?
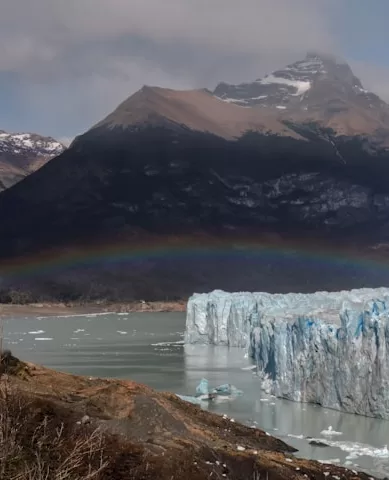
[0,0,387,137]
[1,0,335,60]
[351,61,389,102]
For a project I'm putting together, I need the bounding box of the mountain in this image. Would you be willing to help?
[1,52,389,301]
[214,52,389,142]
[0,130,65,191]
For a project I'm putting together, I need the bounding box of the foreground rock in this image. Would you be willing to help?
[0,354,375,479]
[186,288,389,419]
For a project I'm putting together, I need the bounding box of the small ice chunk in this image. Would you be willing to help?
[287,434,304,440]
[320,426,342,436]
[196,378,209,396]
[213,383,243,396]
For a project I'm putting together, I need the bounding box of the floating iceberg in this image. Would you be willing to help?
[177,378,243,405]
[185,288,389,419]
[213,383,243,397]
[196,378,210,396]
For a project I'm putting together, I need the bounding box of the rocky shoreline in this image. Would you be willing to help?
[0,300,186,317]
[0,354,378,480]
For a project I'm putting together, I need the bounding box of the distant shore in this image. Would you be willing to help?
[0,300,187,317]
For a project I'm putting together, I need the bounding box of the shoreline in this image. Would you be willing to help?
[0,300,187,317]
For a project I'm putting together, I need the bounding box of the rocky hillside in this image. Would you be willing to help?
[0,355,377,480]
[0,130,65,191]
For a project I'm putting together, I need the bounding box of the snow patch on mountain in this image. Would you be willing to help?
[217,97,249,106]
[0,131,65,157]
[257,74,311,96]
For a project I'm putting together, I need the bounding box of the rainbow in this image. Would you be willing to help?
[0,234,388,281]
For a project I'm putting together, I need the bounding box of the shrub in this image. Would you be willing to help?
[0,381,109,480]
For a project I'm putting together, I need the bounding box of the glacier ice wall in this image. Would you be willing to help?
[185,288,389,418]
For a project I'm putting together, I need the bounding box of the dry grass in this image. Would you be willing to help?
[0,380,109,480]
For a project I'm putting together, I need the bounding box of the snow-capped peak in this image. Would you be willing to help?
[0,130,65,157]
[213,51,373,111]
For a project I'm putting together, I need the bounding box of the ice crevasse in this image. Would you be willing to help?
[184,288,389,419]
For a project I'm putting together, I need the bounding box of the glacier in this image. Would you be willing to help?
[185,288,389,419]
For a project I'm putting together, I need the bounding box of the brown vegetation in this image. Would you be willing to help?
[0,383,108,479]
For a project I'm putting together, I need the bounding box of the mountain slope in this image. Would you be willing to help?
[0,130,65,191]
[90,85,298,139]
[1,53,389,301]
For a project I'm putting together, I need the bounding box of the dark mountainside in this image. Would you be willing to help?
[1,53,389,302]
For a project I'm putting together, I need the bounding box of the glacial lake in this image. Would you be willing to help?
[3,311,389,478]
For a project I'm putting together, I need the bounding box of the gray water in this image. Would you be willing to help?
[2,311,389,478]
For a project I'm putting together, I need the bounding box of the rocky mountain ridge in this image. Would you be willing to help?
[88,86,297,140]
[0,130,65,191]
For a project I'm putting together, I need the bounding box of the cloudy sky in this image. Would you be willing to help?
[1,0,388,143]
